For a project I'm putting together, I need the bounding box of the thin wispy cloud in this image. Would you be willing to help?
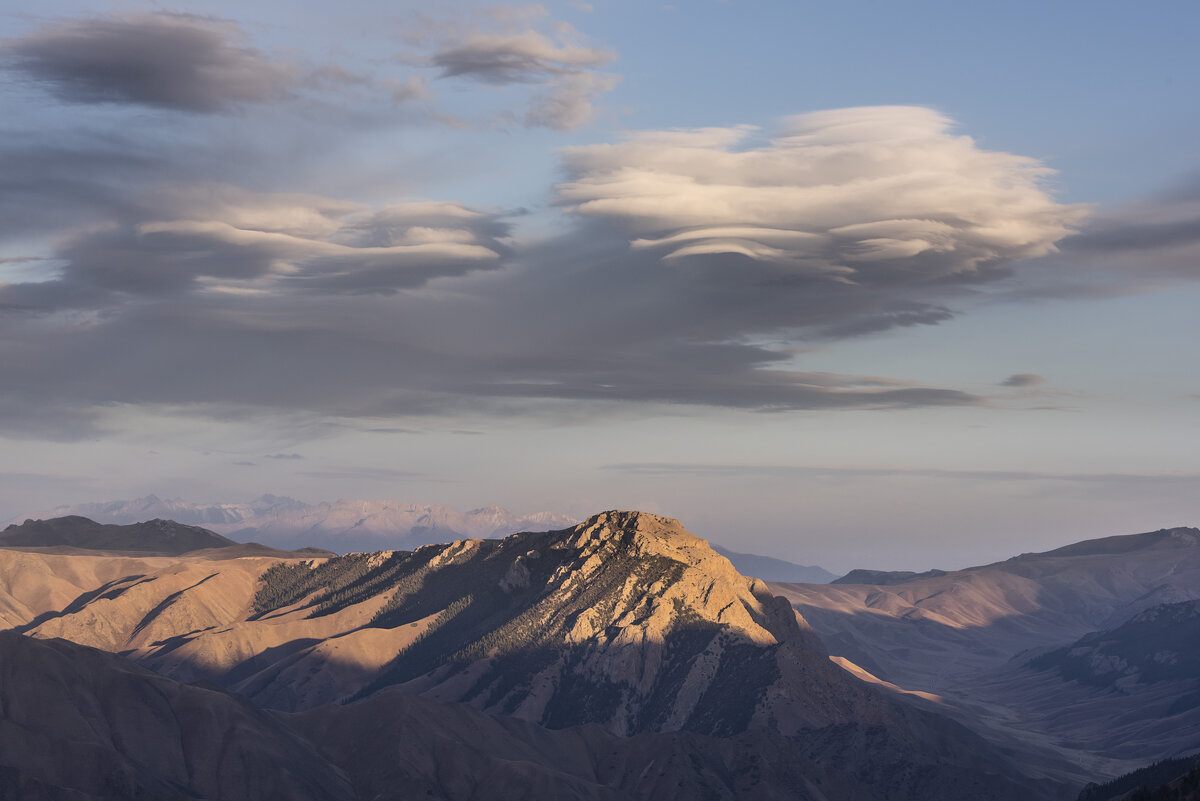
[1000,374,1045,387]
[604,462,1200,486]
[298,467,428,481]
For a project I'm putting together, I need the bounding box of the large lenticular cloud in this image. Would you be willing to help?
[558,106,1086,282]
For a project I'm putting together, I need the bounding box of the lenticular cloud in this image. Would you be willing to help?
[558,106,1087,283]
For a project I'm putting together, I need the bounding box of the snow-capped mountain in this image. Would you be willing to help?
[10,495,578,552]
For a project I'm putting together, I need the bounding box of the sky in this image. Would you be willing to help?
[1,0,1198,573]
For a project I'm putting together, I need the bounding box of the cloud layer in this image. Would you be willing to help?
[2,186,509,311]
[0,95,1088,433]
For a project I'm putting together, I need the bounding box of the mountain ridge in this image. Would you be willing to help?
[11,495,580,552]
[774,524,1200,784]
[1,516,236,555]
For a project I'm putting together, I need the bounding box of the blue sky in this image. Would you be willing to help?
[1,1,1198,572]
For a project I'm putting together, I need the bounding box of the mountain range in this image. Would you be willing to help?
[11,494,835,582]
[0,510,1197,799]
[11,494,580,552]
[775,527,1200,784]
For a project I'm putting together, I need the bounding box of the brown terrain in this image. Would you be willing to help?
[2,512,1196,799]
[773,527,1200,784]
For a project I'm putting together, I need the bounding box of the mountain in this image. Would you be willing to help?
[1078,754,1200,801]
[12,495,578,551]
[1028,599,1200,702]
[0,631,354,801]
[0,516,235,555]
[2,510,1051,800]
[773,526,1200,783]
[0,630,1034,801]
[832,568,947,585]
[712,545,835,583]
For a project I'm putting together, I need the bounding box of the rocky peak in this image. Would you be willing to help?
[554,510,743,583]
[317,510,868,736]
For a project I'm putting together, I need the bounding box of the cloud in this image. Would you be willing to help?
[559,106,1086,282]
[526,71,619,131]
[0,185,510,305]
[0,106,1085,432]
[603,462,1200,486]
[432,27,612,84]
[1056,191,1200,282]
[265,453,304,460]
[297,467,427,481]
[1067,212,1200,254]
[1000,373,1045,387]
[424,13,617,130]
[3,12,296,112]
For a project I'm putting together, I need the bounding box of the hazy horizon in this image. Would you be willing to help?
[2,2,1197,574]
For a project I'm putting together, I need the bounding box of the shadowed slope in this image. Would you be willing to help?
[0,631,353,801]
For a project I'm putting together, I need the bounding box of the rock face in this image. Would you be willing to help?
[775,526,1200,784]
[0,631,354,801]
[0,516,235,555]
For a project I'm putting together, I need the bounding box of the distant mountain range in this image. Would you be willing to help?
[712,545,836,583]
[10,495,836,582]
[776,526,1200,784]
[12,495,579,552]
[0,515,236,555]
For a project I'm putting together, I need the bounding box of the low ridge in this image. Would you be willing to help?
[1,516,236,555]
